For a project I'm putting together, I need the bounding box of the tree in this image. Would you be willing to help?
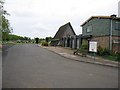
[35,37,39,44]
[0,0,12,41]
[8,34,31,41]
[46,37,49,42]
[39,38,45,43]
[45,37,53,42]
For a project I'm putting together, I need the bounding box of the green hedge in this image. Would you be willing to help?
[41,42,48,46]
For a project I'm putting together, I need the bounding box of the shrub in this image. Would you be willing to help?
[80,44,88,50]
[80,40,88,50]
[116,53,120,61]
[97,46,110,56]
[102,48,110,56]
[97,45,103,56]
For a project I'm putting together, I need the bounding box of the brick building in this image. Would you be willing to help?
[81,15,120,53]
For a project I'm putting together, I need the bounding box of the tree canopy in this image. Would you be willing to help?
[7,34,31,41]
[0,0,12,41]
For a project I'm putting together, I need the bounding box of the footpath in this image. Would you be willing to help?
[39,45,119,68]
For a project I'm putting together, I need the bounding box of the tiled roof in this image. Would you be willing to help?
[81,16,120,26]
[54,22,76,39]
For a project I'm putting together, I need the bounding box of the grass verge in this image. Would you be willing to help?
[62,47,119,62]
[88,53,119,62]
[102,55,119,62]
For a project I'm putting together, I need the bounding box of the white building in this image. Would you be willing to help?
[118,1,120,17]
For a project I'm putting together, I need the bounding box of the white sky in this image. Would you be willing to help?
[4,0,120,38]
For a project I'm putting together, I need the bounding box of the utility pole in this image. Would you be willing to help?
[110,19,112,52]
[110,14,117,53]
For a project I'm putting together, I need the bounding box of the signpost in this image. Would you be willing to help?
[89,41,97,60]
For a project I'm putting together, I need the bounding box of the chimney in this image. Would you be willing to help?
[110,14,117,18]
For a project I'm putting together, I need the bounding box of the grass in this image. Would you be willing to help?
[88,53,119,62]
[102,55,119,62]
[61,47,119,62]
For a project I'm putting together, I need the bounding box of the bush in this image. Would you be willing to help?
[80,40,88,50]
[97,45,103,56]
[41,42,48,46]
[97,46,110,56]
[116,53,120,61]
[80,44,88,50]
[103,48,110,55]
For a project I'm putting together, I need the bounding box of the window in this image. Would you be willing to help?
[115,22,120,30]
[113,39,120,43]
[86,25,92,33]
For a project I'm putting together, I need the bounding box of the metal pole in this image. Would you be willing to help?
[90,52,92,58]
[94,53,96,60]
[110,19,112,52]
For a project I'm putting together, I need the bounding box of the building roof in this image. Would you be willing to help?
[54,22,76,39]
[81,16,120,26]
[118,1,120,17]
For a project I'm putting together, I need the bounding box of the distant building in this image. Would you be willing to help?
[118,1,120,17]
[81,15,120,53]
[51,22,91,49]
[51,22,76,46]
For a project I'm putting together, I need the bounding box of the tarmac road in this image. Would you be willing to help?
[0,51,2,89]
[2,44,118,88]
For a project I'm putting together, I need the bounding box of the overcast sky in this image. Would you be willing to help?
[4,0,120,38]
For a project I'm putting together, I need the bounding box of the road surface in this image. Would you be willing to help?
[2,44,118,88]
[0,50,2,89]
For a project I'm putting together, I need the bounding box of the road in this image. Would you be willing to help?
[0,50,2,89]
[2,44,118,88]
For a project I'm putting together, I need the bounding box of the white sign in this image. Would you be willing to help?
[89,41,97,52]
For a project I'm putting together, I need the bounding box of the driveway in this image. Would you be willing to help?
[2,44,118,88]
